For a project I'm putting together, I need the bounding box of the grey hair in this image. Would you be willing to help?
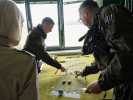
[79,0,99,13]
[41,17,55,25]
[0,0,24,42]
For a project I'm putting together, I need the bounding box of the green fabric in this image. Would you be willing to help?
[98,4,133,92]
[39,54,113,100]
[78,33,87,42]
[0,36,39,100]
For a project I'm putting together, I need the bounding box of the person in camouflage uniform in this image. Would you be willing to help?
[24,17,66,73]
[75,0,133,99]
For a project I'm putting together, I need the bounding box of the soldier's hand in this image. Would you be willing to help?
[60,66,67,72]
[85,80,103,94]
[74,70,83,78]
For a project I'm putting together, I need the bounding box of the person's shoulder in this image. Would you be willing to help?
[29,27,38,35]
[11,49,37,74]
[99,4,119,19]
[102,4,118,8]
[29,26,41,39]
[101,4,124,11]
[14,49,35,58]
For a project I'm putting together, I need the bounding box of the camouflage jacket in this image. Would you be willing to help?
[82,4,133,91]
[23,24,62,69]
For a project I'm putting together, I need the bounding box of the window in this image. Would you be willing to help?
[64,3,88,47]
[15,2,88,50]
[30,4,59,47]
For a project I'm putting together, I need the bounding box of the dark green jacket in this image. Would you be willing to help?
[23,24,62,69]
[83,4,133,93]
[98,4,133,91]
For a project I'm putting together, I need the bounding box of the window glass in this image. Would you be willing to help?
[16,2,88,49]
[30,4,59,47]
[64,3,88,47]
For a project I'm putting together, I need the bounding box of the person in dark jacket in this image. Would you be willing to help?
[75,0,133,99]
[24,17,66,73]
